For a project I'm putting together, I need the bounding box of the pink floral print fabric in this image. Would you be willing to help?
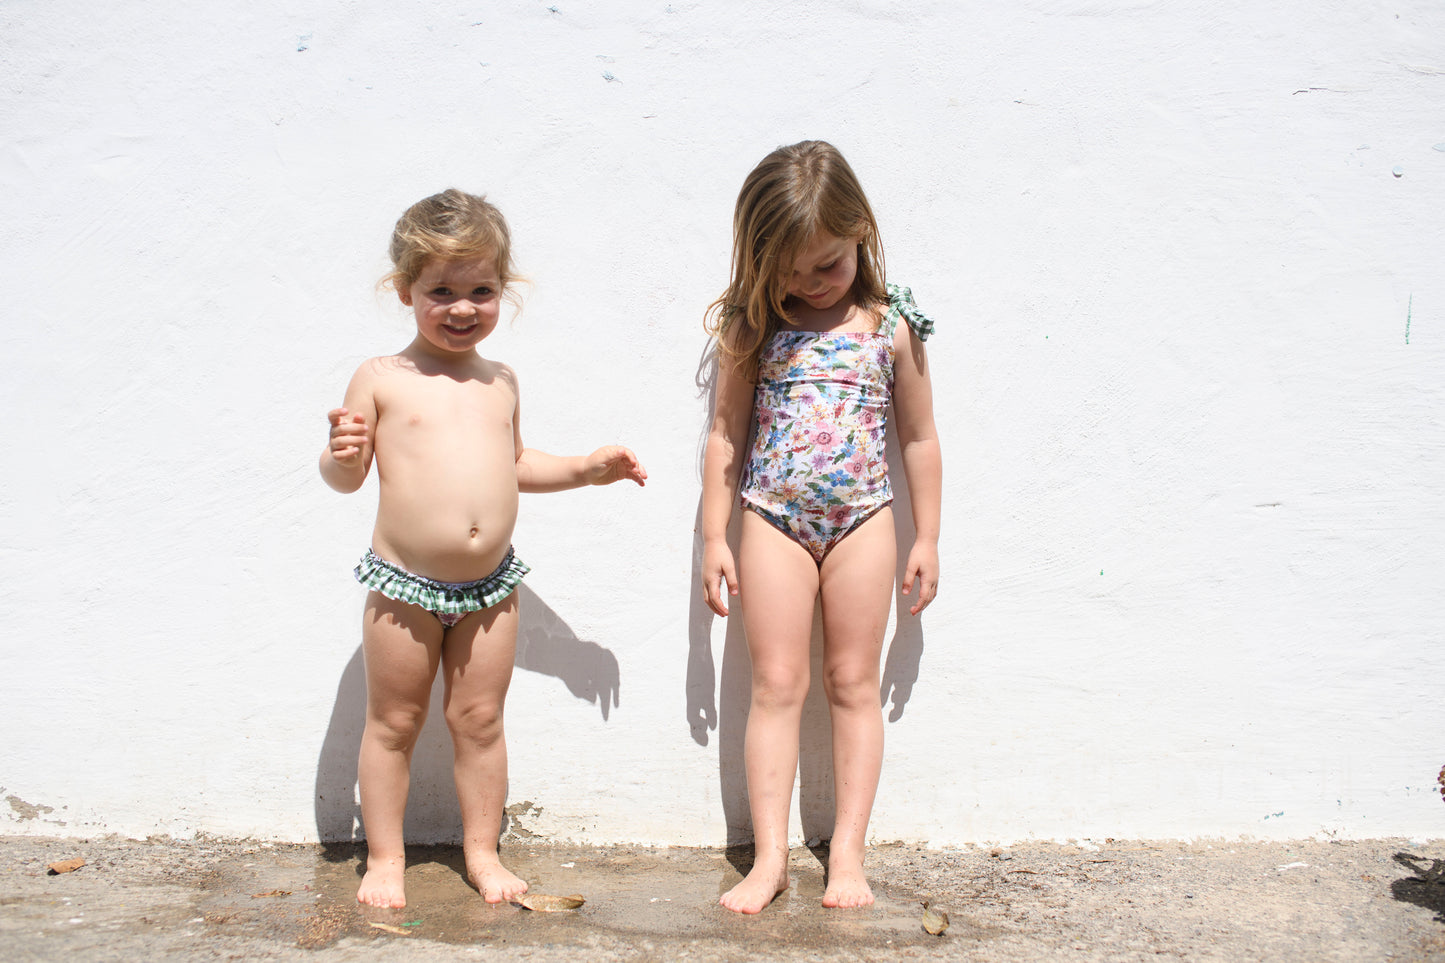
[738,284,932,562]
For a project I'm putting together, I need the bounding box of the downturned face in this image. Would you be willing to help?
[785,232,860,311]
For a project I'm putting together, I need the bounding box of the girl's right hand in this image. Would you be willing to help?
[701,540,738,617]
[327,407,369,466]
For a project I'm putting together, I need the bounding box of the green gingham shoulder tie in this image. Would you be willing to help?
[883,282,935,342]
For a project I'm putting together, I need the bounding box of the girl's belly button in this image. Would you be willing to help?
[469,526,479,539]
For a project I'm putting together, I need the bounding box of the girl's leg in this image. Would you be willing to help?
[720,511,820,914]
[817,508,896,908]
[441,594,526,903]
[357,591,445,908]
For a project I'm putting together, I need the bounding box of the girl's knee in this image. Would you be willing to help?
[445,700,504,747]
[822,665,881,710]
[750,669,809,712]
[366,705,428,750]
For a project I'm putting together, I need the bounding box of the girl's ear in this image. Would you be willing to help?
[397,284,412,307]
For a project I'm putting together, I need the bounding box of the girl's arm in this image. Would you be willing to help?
[511,372,647,493]
[516,446,647,492]
[319,362,379,493]
[892,326,942,615]
[700,359,754,617]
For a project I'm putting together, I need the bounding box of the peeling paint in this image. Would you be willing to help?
[504,800,544,840]
[6,795,55,821]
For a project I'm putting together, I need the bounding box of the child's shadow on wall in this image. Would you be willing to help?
[314,584,619,844]
[685,347,928,847]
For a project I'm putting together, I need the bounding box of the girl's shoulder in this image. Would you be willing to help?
[355,352,417,381]
[348,351,502,389]
[881,283,935,343]
[478,356,520,391]
[344,354,394,386]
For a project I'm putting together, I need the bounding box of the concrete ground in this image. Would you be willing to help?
[2,835,1444,961]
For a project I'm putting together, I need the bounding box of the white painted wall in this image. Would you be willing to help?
[3,0,1442,846]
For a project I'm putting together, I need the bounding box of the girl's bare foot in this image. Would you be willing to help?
[720,860,789,914]
[357,854,407,908]
[821,855,873,908]
[467,853,528,904]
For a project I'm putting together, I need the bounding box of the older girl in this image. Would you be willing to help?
[701,142,941,913]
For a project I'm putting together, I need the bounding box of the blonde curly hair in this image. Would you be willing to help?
[382,189,521,310]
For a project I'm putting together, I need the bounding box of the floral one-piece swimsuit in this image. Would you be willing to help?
[738,283,934,564]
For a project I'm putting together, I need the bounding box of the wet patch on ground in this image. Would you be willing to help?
[194,842,961,954]
[2,835,1443,961]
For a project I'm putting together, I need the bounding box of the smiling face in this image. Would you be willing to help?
[399,255,503,356]
[785,232,860,311]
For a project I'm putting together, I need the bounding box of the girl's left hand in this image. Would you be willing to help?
[586,446,648,487]
[901,540,939,615]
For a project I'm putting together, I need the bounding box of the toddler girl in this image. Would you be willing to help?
[321,189,646,909]
[701,142,941,913]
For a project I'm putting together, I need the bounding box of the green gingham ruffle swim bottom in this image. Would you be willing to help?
[354,547,529,625]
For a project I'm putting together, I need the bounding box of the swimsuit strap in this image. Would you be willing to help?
[882,282,935,342]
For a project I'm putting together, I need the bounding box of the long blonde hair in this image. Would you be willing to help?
[704,141,887,380]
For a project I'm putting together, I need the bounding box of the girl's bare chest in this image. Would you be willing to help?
[376,376,515,433]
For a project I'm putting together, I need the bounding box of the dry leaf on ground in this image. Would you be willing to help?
[519,893,585,912]
[368,921,414,936]
[922,900,950,936]
[251,889,291,898]
[47,858,85,875]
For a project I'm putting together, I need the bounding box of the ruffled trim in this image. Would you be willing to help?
[883,282,934,342]
[354,547,530,614]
